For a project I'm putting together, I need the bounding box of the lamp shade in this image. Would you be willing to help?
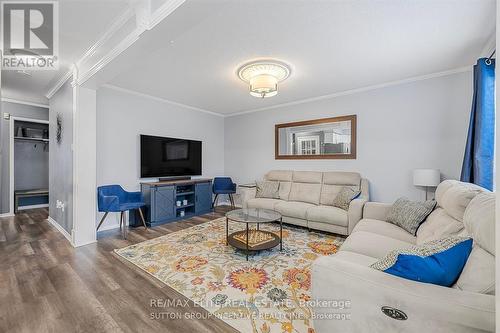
[413,169,441,187]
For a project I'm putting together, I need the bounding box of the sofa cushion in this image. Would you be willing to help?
[292,171,323,183]
[246,198,281,211]
[319,184,343,205]
[278,181,292,200]
[265,170,293,182]
[454,192,496,295]
[255,180,279,199]
[371,236,473,287]
[289,183,321,205]
[436,180,484,222]
[332,187,361,211]
[455,246,495,295]
[322,172,361,186]
[334,250,378,266]
[386,198,436,235]
[353,219,417,244]
[340,231,414,258]
[274,201,315,220]
[307,205,348,226]
[320,172,361,205]
[416,207,464,244]
[463,192,495,255]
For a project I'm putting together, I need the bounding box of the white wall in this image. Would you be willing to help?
[73,86,97,246]
[96,86,225,229]
[225,71,473,202]
[49,80,74,233]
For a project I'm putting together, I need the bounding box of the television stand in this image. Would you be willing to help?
[159,176,192,182]
[131,178,212,227]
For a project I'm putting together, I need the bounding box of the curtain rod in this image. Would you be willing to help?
[486,49,495,65]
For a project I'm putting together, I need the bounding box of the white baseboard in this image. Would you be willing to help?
[0,213,14,218]
[73,239,98,247]
[18,204,49,211]
[98,222,125,231]
[47,216,74,245]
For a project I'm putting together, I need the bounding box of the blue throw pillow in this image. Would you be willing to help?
[370,237,473,287]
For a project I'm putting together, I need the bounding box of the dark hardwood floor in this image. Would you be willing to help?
[0,207,239,333]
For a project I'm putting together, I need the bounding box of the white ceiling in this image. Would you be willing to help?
[108,0,496,115]
[1,0,130,104]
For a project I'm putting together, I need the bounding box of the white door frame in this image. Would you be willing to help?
[297,135,320,155]
[9,116,50,215]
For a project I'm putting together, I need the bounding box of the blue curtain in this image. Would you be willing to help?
[460,58,495,190]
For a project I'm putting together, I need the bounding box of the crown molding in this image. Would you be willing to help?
[77,8,135,69]
[46,69,73,99]
[101,83,224,117]
[226,65,472,117]
[102,65,471,119]
[1,97,49,108]
[45,8,134,98]
[76,30,141,86]
[76,0,186,86]
[149,0,185,29]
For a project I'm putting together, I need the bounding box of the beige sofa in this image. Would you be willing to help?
[240,170,369,235]
[312,180,495,332]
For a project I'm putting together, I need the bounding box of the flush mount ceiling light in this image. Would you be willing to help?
[237,60,291,98]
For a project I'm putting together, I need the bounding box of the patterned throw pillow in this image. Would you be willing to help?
[255,181,280,199]
[371,236,473,287]
[332,187,361,211]
[386,197,436,235]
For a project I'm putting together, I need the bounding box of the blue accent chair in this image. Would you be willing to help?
[212,177,237,208]
[97,185,147,238]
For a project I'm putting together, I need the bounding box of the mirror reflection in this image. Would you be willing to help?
[275,115,356,159]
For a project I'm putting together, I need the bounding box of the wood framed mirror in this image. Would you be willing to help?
[275,115,356,159]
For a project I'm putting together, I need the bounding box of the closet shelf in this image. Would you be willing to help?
[14,137,49,143]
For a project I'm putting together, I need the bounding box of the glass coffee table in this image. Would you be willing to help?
[225,208,283,260]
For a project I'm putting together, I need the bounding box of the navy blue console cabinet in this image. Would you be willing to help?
[130,178,213,227]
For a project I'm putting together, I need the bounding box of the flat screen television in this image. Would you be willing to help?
[140,135,202,178]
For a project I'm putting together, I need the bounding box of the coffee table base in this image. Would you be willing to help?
[226,218,283,261]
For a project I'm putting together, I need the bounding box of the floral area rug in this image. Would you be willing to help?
[115,217,344,333]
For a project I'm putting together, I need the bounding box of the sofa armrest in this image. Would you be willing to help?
[347,198,367,234]
[363,202,392,221]
[238,186,256,209]
[312,255,495,333]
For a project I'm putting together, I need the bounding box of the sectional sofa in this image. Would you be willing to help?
[240,170,369,235]
[312,180,495,332]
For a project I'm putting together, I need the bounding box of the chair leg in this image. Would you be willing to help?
[121,211,127,239]
[96,212,109,231]
[138,208,147,229]
[212,194,219,208]
[229,194,235,208]
[119,212,123,230]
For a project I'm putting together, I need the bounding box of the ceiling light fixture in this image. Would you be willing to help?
[237,60,291,98]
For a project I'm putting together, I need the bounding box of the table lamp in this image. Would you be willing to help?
[413,169,440,200]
